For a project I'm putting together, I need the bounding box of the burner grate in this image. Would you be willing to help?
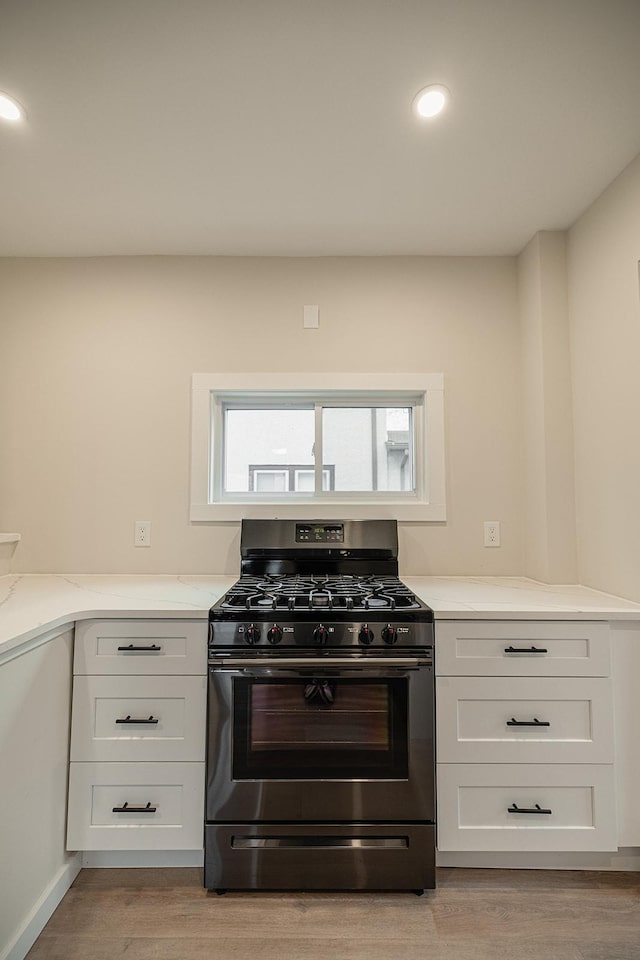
[221,574,419,612]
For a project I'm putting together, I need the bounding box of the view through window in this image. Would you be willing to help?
[224,405,413,496]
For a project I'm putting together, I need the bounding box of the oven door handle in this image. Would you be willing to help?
[210,657,430,670]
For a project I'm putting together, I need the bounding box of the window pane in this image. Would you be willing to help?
[322,407,413,492]
[224,408,314,493]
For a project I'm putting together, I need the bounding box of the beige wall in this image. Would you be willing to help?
[568,153,640,601]
[0,256,522,575]
[518,232,577,583]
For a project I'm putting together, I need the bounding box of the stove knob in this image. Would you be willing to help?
[245,624,261,645]
[267,624,283,645]
[381,624,398,645]
[358,624,374,645]
[313,625,329,645]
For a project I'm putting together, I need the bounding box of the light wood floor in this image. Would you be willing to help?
[26,867,640,960]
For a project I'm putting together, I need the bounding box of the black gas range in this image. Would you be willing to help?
[208,518,434,653]
[205,519,435,894]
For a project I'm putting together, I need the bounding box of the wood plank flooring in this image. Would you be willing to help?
[26,867,640,960]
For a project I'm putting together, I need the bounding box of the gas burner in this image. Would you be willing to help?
[221,573,420,612]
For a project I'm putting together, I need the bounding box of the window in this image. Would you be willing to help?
[190,373,445,521]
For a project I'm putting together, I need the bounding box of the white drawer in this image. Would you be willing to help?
[67,762,204,850]
[437,763,616,852]
[74,620,207,675]
[70,675,207,762]
[436,621,610,677]
[436,676,613,764]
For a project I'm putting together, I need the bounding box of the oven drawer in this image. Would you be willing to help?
[67,761,204,850]
[436,676,613,764]
[70,675,207,762]
[74,620,207,676]
[205,822,435,891]
[436,621,610,677]
[437,763,616,852]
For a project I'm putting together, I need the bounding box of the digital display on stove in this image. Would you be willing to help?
[295,523,344,543]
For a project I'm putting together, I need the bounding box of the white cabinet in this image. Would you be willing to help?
[70,675,206,762]
[0,629,78,960]
[74,619,206,675]
[67,762,204,851]
[436,676,613,764]
[67,619,207,852]
[437,763,616,852]
[436,620,616,854]
[436,620,610,677]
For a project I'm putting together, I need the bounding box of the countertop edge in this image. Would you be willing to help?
[2,574,640,663]
[0,606,212,662]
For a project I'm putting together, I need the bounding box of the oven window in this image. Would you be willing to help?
[232,677,409,780]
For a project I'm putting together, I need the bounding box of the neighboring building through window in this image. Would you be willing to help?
[249,465,335,492]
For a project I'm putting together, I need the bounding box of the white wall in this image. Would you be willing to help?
[0,256,522,575]
[568,153,640,601]
[518,232,577,583]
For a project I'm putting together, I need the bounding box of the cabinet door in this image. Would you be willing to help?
[437,676,613,764]
[437,763,616,852]
[436,621,610,677]
[71,675,206,762]
[67,762,205,851]
[74,620,207,675]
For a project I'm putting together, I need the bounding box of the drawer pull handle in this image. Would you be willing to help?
[504,645,548,654]
[115,715,159,725]
[117,643,162,652]
[508,803,552,815]
[506,717,551,727]
[112,802,157,813]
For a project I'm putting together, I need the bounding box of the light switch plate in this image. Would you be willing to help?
[303,305,319,328]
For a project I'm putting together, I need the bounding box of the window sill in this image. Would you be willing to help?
[190,501,446,522]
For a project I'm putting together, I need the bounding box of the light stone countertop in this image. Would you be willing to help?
[403,576,640,620]
[1,573,640,659]
[0,574,234,657]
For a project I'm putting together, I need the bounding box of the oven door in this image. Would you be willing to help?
[206,658,434,823]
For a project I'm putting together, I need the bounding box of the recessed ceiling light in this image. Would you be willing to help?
[412,84,449,119]
[0,92,23,121]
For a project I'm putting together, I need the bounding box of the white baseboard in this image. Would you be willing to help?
[436,847,640,871]
[1,855,81,960]
[81,849,204,868]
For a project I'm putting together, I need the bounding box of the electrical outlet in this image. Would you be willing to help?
[483,521,500,547]
[134,521,151,547]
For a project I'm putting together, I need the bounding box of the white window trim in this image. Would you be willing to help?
[190,373,446,522]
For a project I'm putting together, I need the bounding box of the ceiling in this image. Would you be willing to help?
[2,0,640,257]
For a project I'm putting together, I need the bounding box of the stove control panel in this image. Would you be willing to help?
[296,523,344,543]
[209,620,433,654]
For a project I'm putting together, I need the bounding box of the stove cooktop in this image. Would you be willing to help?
[215,573,423,614]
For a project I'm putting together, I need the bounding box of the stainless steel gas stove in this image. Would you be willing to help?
[205,519,435,894]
